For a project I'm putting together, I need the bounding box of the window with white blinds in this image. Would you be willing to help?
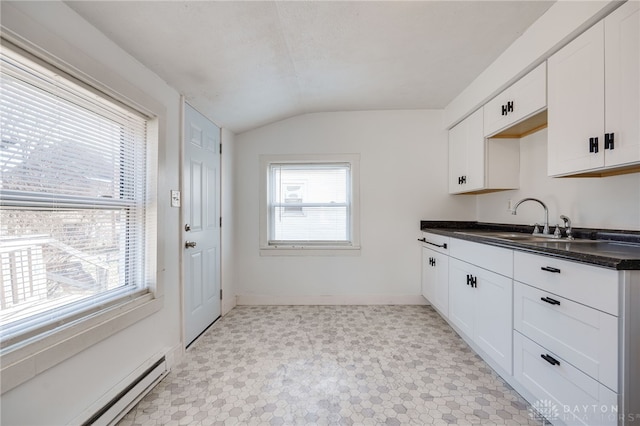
[0,46,149,345]
[261,155,360,252]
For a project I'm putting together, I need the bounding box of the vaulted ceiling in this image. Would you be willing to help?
[66,1,555,133]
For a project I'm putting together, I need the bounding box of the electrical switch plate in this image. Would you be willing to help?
[171,190,181,207]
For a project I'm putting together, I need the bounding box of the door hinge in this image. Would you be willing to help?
[219,143,222,155]
[220,289,223,300]
[219,217,222,227]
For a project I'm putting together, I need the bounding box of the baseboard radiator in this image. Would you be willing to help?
[82,357,168,426]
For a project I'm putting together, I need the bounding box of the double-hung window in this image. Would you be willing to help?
[260,154,360,254]
[0,44,153,351]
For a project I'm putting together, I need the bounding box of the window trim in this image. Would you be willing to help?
[259,154,360,256]
[0,38,160,393]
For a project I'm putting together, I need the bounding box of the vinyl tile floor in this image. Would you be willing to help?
[118,305,544,425]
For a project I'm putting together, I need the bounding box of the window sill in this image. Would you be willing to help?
[260,245,361,256]
[0,292,162,394]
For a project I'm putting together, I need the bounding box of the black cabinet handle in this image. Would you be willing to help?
[458,175,467,185]
[541,266,561,273]
[501,101,514,116]
[417,238,448,249]
[541,296,561,306]
[541,354,560,366]
[466,274,477,288]
[589,137,599,153]
[605,132,615,150]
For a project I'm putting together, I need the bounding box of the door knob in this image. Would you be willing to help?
[185,241,197,249]
[185,224,191,232]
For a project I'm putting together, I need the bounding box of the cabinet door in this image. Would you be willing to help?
[464,109,485,192]
[448,109,484,194]
[421,247,436,303]
[432,251,449,317]
[484,63,547,137]
[422,247,449,317]
[448,120,468,193]
[548,21,605,176]
[604,1,640,168]
[448,259,475,338]
[473,265,513,374]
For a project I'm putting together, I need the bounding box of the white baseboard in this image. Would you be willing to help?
[236,294,428,306]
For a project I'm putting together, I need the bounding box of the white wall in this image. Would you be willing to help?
[0,2,183,424]
[477,129,640,231]
[234,111,475,304]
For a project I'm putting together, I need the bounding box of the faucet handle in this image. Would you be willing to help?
[553,224,562,238]
[533,224,540,234]
[560,215,574,240]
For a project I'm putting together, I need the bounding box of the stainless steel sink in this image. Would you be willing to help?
[451,230,640,259]
[453,230,591,243]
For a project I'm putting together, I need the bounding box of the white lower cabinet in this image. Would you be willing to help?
[514,281,618,391]
[420,232,450,316]
[449,257,513,374]
[448,258,476,338]
[514,332,618,426]
[427,234,630,424]
[513,251,622,425]
[421,246,449,316]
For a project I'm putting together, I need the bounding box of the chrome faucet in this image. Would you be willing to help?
[511,197,550,235]
[560,215,573,240]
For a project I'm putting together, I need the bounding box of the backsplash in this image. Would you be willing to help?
[476,129,640,231]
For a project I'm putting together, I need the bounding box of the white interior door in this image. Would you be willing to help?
[183,103,221,346]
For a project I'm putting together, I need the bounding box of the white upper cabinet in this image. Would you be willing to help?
[448,109,519,194]
[603,1,640,170]
[548,1,639,176]
[448,109,486,193]
[483,63,547,138]
[547,21,605,176]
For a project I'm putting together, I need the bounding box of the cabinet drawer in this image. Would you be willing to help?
[420,232,449,255]
[513,251,619,316]
[514,332,618,426]
[450,238,513,277]
[514,282,618,391]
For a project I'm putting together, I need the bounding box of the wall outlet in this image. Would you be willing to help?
[171,190,181,208]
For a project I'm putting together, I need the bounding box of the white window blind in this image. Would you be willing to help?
[268,163,351,245]
[0,46,149,345]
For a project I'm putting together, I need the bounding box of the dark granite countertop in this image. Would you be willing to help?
[420,221,640,270]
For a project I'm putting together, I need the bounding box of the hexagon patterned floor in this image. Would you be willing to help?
[118,305,544,425]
